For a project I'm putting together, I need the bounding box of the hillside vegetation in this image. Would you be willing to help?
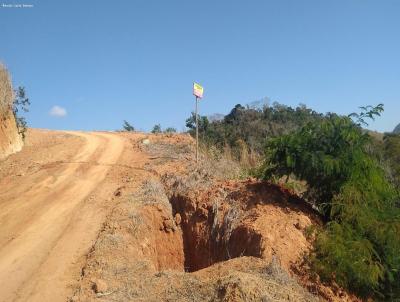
[186,102,322,154]
[188,103,400,300]
[382,133,400,188]
[393,123,400,134]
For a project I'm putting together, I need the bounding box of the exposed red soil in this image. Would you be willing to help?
[0,64,23,160]
[0,129,362,302]
[165,178,320,272]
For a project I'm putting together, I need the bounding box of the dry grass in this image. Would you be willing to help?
[200,142,261,180]
[141,139,193,163]
[211,201,220,240]
[94,233,123,251]
[130,179,171,209]
[0,63,13,118]
[127,210,144,237]
[221,207,240,246]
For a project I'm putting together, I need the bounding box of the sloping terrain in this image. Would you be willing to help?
[0,129,138,301]
[0,64,23,160]
[394,123,400,134]
[71,175,320,301]
[0,130,360,301]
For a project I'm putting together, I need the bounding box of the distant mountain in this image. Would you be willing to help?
[208,113,224,122]
[246,96,270,110]
[394,123,400,134]
[207,97,271,123]
[208,113,225,122]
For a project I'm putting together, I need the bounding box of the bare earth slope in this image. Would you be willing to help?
[0,63,23,160]
[0,130,359,302]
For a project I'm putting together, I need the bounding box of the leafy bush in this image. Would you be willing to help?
[263,106,400,299]
[164,127,176,133]
[263,113,374,215]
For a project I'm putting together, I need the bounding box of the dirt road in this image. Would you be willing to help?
[0,131,125,302]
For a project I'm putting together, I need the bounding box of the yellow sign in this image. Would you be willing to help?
[193,82,204,98]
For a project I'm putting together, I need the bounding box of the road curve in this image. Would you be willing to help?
[0,131,125,302]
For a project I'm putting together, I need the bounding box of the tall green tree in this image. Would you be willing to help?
[122,120,135,131]
[13,86,30,140]
[151,124,162,134]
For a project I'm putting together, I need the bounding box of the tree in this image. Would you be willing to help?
[13,86,30,140]
[185,112,209,132]
[122,120,135,131]
[151,124,162,134]
[224,104,245,124]
[348,103,384,127]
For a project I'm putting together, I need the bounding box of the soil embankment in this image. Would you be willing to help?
[0,64,23,160]
[0,130,360,301]
[71,135,327,302]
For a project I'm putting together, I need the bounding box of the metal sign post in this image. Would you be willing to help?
[193,82,204,164]
[195,96,199,163]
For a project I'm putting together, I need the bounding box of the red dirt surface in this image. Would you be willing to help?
[165,179,320,272]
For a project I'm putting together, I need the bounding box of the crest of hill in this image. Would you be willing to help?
[394,123,400,134]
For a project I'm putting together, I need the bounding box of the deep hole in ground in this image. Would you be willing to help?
[168,194,263,272]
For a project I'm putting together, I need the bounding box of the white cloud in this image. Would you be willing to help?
[49,105,67,117]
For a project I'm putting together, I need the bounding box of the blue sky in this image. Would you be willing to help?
[0,0,399,132]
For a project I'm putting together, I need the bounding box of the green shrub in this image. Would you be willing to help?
[311,222,384,293]
[263,106,400,299]
[164,127,176,133]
